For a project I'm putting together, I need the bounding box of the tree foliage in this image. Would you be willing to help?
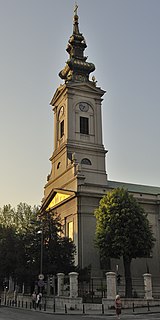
[0,203,39,233]
[94,188,155,297]
[0,203,76,290]
[42,211,76,275]
[0,225,18,278]
[0,203,41,287]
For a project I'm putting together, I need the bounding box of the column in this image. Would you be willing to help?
[106,272,116,299]
[143,273,153,299]
[57,273,64,296]
[69,272,78,298]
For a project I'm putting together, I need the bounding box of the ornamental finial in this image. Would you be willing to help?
[59,3,95,82]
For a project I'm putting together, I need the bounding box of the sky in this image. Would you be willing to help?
[0,0,160,208]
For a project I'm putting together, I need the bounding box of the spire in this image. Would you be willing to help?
[73,2,79,34]
[59,4,95,83]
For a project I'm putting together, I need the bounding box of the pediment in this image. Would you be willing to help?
[41,189,76,212]
[67,81,106,96]
[50,84,66,106]
[50,82,106,106]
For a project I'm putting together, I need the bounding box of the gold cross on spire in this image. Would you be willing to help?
[74,2,78,15]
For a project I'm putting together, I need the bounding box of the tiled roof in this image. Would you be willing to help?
[108,180,160,195]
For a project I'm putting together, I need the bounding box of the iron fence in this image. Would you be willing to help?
[78,276,160,303]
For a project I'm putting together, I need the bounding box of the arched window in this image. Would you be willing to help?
[81,158,92,165]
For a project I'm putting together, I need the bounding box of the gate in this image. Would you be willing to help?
[78,277,106,303]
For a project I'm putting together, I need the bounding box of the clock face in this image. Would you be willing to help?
[79,102,90,112]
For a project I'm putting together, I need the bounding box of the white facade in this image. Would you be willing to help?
[41,9,160,281]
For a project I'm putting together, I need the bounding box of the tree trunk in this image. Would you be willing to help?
[123,256,132,298]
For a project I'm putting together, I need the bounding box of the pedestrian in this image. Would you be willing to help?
[36,292,42,310]
[115,294,122,319]
[36,293,40,308]
[31,291,36,309]
[39,292,42,310]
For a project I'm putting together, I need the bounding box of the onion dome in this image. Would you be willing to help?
[59,4,95,83]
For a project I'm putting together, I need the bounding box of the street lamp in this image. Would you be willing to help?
[37,229,44,294]
[37,230,43,275]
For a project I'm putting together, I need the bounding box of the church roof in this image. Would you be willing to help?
[59,4,95,83]
[108,180,160,195]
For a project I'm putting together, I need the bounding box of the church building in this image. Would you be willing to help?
[41,6,160,284]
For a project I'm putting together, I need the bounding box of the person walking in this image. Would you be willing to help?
[115,294,122,319]
[36,292,42,310]
[31,291,36,309]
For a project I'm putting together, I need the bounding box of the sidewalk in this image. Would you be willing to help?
[29,305,160,316]
[2,303,160,316]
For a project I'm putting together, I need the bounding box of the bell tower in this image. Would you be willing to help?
[42,5,108,274]
[43,5,107,200]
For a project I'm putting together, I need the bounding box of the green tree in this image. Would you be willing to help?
[0,204,76,289]
[0,203,41,287]
[0,204,15,227]
[94,188,155,297]
[42,211,76,275]
[0,225,18,279]
[0,203,39,233]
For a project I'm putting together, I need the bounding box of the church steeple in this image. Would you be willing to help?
[59,4,95,83]
[42,3,108,279]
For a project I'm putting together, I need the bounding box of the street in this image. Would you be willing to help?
[1,307,160,320]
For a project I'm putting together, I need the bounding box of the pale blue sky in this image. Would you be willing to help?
[0,0,160,208]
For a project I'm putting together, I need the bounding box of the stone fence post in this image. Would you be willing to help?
[69,272,78,298]
[9,276,14,292]
[106,271,116,299]
[57,273,64,296]
[143,273,153,299]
